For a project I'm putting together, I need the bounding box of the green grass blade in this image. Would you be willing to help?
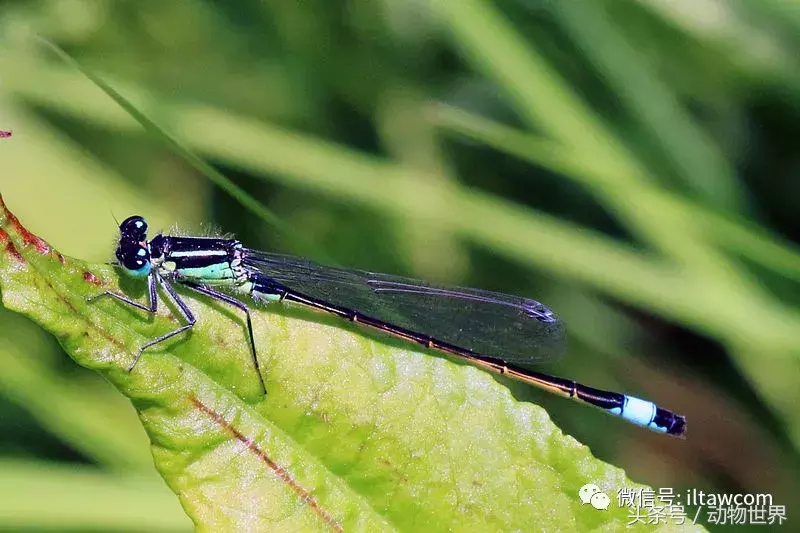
[551,0,743,210]
[0,197,706,531]
[429,103,800,281]
[38,39,331,263]
[428,0,638,177]
[429,0,742,285]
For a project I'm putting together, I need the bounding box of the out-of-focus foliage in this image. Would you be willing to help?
[0,0,797,531]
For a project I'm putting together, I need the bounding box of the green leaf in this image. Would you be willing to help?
[0,195,705,532]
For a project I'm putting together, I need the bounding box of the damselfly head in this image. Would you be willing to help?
[116,215,151,278]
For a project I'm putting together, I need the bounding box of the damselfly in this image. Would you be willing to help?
[89,216,686,436]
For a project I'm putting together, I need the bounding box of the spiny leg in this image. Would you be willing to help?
[88,272,198,371]
[129,275,197,371]
[87,270,158,313]
[181,281,267,395]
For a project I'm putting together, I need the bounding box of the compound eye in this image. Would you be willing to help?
[116,242,151,277]
[119,215,148,240]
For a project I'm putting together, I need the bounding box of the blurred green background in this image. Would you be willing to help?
[1,0,798,531]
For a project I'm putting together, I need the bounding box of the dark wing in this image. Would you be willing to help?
[243,250,565,367]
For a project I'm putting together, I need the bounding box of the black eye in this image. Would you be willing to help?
[119,215,148,241]
[116,241,151,275]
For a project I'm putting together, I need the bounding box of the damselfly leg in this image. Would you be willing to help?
[181,281,266,394]
[89,274,267,393]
